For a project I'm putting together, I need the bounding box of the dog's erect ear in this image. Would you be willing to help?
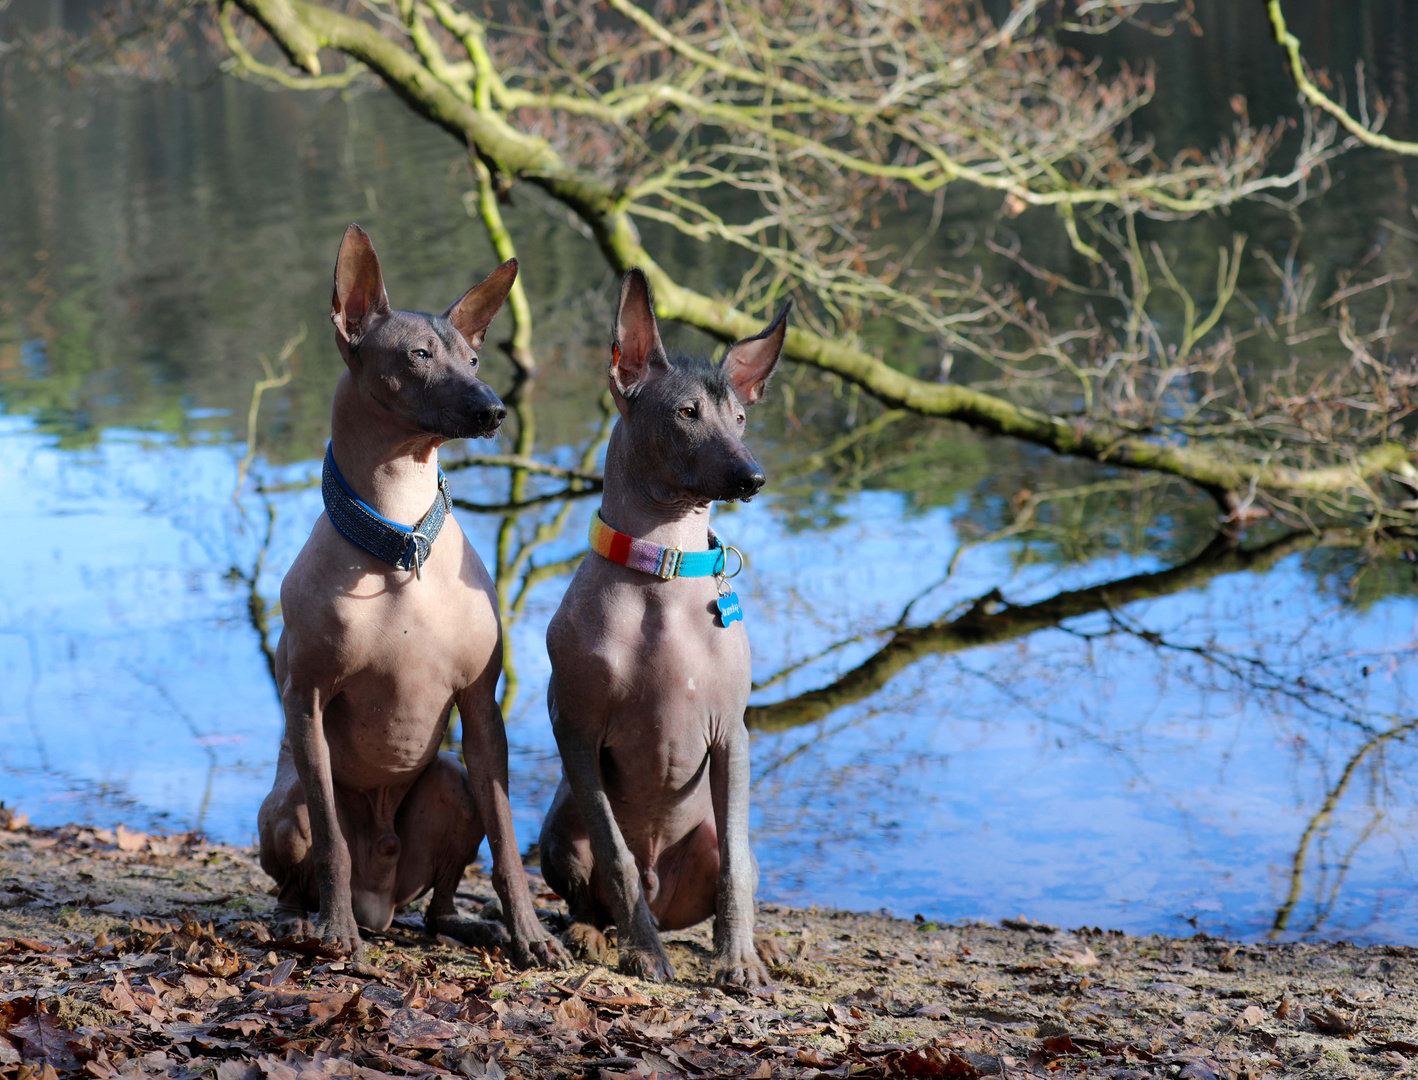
[610,269,670,399]
[331,224,391,352]
[722,302,791,406]
[445,259,518,353]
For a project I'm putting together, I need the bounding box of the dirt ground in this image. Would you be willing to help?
[2,819,1417,1080]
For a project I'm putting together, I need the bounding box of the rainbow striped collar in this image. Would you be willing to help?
[588,511,727,580]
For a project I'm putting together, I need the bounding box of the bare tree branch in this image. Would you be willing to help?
[76,0,1418,519]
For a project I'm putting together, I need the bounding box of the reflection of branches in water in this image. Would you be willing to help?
[1304,805,1387,938]
[1064,609,1376,736]
[746,529,1362,732]
[446,450,602,513]
[1270,716,1418,939]
[752,632,867,696]
[770,409,908,493]
[482,382,614,716]
[132,676,221,835]
[752,711,876,790]
[233,327,301,502]
[230,336,305,687]
[746,498,1418,938]
[0,628,51,773]
[229,493,281,685]
[1,765,164,831]
[750,697,939,893]
[220,336,1418,934]
[450,455,602,485]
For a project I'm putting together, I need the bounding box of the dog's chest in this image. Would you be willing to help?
[335,570,494,691]
[285,527,500,780]
[318,582,492,782]
[602,602,748,756]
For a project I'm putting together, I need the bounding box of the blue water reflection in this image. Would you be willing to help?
[3,415,1415,944]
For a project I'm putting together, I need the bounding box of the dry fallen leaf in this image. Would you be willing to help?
[1235,1004,1265,1029]
[115,825,148,852]
[1309,1005,1361,1037]
[264,957,297,989]
[553,994,594,1033]
[386,1006,462,1049]
[1054,947,1098,968]
[882,1046,981,1078]
[454,1050,505,1079]
[7,1012,82,1071]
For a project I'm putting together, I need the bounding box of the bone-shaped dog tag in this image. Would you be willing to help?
[716,579,743,627]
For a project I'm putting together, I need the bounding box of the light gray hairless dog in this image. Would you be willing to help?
[257,224,566,969]
[539,269,789,987]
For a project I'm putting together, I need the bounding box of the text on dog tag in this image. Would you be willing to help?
[717,589,743,627]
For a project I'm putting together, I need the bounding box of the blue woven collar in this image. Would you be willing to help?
[321,443,451,578]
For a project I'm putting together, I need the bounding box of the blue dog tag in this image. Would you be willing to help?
[717,589,743,627]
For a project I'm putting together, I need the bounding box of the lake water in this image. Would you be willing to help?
[5,0,1418,945]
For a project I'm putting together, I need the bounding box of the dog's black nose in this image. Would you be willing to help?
[477,402,506,431]
[732,463,766,497]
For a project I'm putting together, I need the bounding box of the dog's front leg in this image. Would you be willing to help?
[709,720,771,987]
[458,679,568,970]
[550,697,674,981]
[283,682,364,958]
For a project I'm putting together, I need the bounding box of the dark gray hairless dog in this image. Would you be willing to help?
[539,269,788,987]
[257,224,566,969]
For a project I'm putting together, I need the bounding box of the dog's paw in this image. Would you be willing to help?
[713,950,771,989]
[316,910,365,961]
[516,933,571,970]
[272,911,316,941]
[619,944,675,982]
[755,933,790,966]
[563,922,611,962]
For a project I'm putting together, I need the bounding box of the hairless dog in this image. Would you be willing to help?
[257,225,566,969]
[539,269,789,986]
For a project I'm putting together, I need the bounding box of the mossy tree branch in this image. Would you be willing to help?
[221,0,1417,520]
[1267,0,1418,157]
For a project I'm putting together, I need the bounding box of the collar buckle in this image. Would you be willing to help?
[657,546,684,580]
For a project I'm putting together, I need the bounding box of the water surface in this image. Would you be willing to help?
[4,2,1418,946]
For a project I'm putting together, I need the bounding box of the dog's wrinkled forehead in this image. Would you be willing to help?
[644,354,735,405]
[428,315,466,352]
[368,311,469,354]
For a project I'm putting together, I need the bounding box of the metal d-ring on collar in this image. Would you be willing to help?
[321,443,451,578]
[720,545,744,578]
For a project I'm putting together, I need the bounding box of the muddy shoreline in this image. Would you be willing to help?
[2,821,1417,1079]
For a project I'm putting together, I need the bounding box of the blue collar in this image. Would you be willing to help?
[321,443,451,578]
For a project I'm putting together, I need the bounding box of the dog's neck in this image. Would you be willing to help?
[329,373,445,525]
[599,424,714,552]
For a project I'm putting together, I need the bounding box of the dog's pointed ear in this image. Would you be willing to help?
[331,224,391,357]
[610,269,670,400]
[722,301,791,406]
[445,258,518,353]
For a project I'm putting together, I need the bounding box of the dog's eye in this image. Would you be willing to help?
[736,414,745,425]
[412,348,431,360]
[678,406,697,420]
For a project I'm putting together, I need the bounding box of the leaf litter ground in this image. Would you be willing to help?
[2,820,1418,1079]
